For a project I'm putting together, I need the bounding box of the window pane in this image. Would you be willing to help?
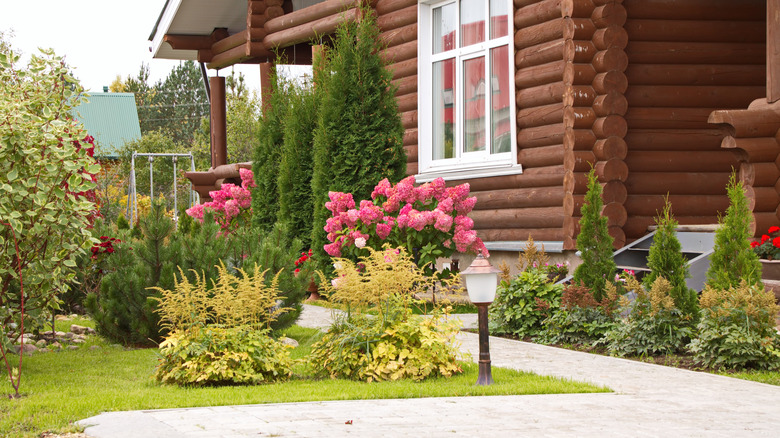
[433,58,456,160]
[433,3,457,54]
[460,0,485,47]
[490,46,511,154]
[490,0,509,39]
[463,56,486,153]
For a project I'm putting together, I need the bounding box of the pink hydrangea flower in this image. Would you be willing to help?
[371,178,392,199]
[455,196,478,215]
[434,213,453,232]
[239,168,257,189]
[376,222,392,240]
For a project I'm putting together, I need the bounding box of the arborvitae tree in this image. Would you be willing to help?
[706,172,762,289]
[86,201,181,345]
[572,169,616,301]
[277,82,317,249]
[310,11,406,271]
[252,66,290,231]
[643,197,698,319]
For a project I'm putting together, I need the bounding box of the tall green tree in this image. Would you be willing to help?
[252,66,290,231]
[643,197,698,319]
[706,173,762,289]
[572,169,616,301]
[310,12,406,268]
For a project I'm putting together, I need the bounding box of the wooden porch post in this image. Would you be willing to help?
[259,62,276,113]
[209,76,227,168]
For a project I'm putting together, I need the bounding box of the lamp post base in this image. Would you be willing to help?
[475,303,493,386]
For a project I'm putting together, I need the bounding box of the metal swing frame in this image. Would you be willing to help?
[126,152,199,227]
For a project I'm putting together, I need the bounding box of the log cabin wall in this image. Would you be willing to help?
[620,0,766,241]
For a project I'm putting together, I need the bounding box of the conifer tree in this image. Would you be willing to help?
[252,66,290,231]
[706,172,762,289]
[277,82,317,249]
[310,10,406,271]
[643,197,698,319]
[572,169,616,301]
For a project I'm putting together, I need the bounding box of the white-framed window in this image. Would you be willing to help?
[417,0,519,181]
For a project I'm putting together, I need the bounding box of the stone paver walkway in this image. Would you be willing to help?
[79,305,780,437]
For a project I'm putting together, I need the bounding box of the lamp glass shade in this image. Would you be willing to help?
[464,272,498,304]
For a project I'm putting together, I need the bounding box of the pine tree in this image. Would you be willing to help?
[706,172,762,289]
[310,10,406,271]
[252,66,290,231]
[572,169,616,301]
[643,197,698,319]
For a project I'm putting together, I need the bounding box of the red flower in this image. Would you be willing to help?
[762,234,771,243]
[772,237,780,248]
[770,226,780,234]
[751,241,760,248]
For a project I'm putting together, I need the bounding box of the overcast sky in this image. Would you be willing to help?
[0,0,262,92]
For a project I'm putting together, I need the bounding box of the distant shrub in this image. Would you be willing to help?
[489,268,563,339]
[537,282,617,346]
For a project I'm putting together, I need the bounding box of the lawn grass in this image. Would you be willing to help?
[0,326,608,438]
[720,370,780,386]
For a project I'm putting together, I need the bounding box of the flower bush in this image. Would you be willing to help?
[294,249,314,277]
[322,176,487,277]
[489,267,563,339]
[186,168,256,234]
[751,226,780,260]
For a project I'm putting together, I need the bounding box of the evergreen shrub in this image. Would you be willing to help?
[537,282,618,346]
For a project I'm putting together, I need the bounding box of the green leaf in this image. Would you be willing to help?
[63,259,76,267]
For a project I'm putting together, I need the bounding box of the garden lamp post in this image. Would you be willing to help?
[461,254,500,385]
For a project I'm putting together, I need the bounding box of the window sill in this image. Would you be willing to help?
[414,163,523,183]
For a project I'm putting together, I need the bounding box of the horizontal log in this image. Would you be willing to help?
[515,0,563,29]
[515,18,564,50]
[517,123,566,148]
[721,137,780,162]
[624,128,727,151]
[595,157,629,181]
[388,57,417,80]
[406,162,418,176]
[563,85,597,107]
[564,107,597,129]
[264,0,359,34]
[626,108,721,130]
[403,144,417,162]
[517,82,566,107]
[623,0,765,21]
[563,18,597,40]
[593,47,628,72]
[376,5,416,32]
[626,85,765,109]
[625,64,765,87]
[709,108,780,138]
[207,44,257,69]
[564,40,597,64]
[624,216,721,240]
[403,129,417,147]
[625,171,731,195]
[400,110,417,130]
[472,186,566,210]
[603,180,628,204]
[603,202,628,227]
[564,63,597,85]
[517,102,565,129]
[740,162,780,188]
[562,0,597,18]
[592,71,628,94]
[380,40,417,64]
[264,8,358,49]
[516,40,565,69]
[466,166,565,192]
[624,19,765,44]
[564,150,597,172]
[391,75,417,96]
[375,0,416,15]
[396,92,417,112]
[564,128,597,151]
[164,34,216,51]
[593,26,628,50]
[594,92,628,117]
[591,3,627,28]
[745,186,780,213]
[624,194,729,217]
[625,150,740,173]
[564,181,628,214]
[592,115,627,138]
[752,212,778,237]
[478,228,565,243]
[516,60,566,89]
[264,6,285,22]
[627,42,766,65]
[594,136,627,160]
[379,23,417,48]
[248,0,266,15]
[519,144,566,168]
[471,207,566,229]
[211,30,248,55]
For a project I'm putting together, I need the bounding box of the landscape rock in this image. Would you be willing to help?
[67,345,78,350]
[18,344,38,353]
[70,324,88,335]
[280,337,299,348]
[89,345,101,351]
[55,315,69,321]
[49,342,62,350]
[72,338,86,344]
[35,339,48,348]
[62,332,75,339]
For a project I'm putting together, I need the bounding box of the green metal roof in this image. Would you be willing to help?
[73,92,141,158]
